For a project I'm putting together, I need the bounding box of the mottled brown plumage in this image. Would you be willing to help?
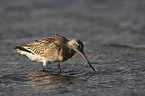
[15,34,95,72]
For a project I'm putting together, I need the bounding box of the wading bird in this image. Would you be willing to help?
[15,34,95,72]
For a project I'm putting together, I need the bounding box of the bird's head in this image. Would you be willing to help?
[68,39,84,53]
[68,39,95,72]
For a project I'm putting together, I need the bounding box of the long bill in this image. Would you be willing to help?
[78,51,96,72]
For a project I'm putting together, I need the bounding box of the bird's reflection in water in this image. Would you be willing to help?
[1,70,95,90]
[24,71,87,89]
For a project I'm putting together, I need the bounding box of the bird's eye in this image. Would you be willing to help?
[78,45,81,49]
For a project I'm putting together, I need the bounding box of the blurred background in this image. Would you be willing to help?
[0,0,145,96]
[1,0,145,47]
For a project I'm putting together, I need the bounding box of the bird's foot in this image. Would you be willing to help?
[41,67,46,72]
[58,69,61,74]
[41,69,45,72]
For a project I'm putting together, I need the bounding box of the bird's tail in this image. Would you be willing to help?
[15,46,34,54]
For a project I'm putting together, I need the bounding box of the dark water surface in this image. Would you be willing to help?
[0,0,145,96]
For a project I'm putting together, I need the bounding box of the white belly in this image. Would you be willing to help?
[18,50,60,63]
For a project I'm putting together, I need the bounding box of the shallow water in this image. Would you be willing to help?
[0,0,145,96]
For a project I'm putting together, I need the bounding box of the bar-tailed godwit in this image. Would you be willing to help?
[15,34,95,72]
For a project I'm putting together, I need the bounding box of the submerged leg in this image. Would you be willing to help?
[58,63,61,72]
[41,61,47,71]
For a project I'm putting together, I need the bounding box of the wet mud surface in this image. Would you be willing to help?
[0,0,145,96]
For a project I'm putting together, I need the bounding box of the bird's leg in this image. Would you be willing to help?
[41,61,47,71]
[41,66,45,71]
[58,63,61,72]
